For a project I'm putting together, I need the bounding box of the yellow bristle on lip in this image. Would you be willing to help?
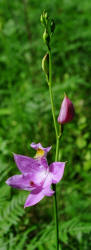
[35,148,45,158]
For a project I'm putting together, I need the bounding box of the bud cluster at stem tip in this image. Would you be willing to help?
[40,10,55,49]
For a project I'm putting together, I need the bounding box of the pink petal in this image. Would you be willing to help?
[6,157,49,189]
[49,162,65,184]
[6,168,49,190]
[24,189,45,207]
[6,174,35,191]
[37,157,49,171]
[13,154,41,174]
[43,172,53,188]
[43,186,54,196]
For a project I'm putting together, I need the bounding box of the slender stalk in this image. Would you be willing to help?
[48,49,60,250]
[48,50,58,139]
[53,184,59,250]
[55,135,59,162]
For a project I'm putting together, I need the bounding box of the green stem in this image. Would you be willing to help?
[48,50,58,139]
[55,134,59,162]
[48,49,60,250]
[53,184,59,250]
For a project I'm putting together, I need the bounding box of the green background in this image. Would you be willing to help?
[0,0,91,249]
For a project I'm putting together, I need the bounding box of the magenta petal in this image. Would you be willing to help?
[30,142,52,154]
[43,172,53,188]
[37,157,49,171]
[43,186,54,196]
[6,174,35,191]
[49,162,65,184]
[13,154,40,174]
[24,189,45,207]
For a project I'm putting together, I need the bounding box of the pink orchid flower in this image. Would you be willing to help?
[58,96,74,124]
[6,143,65,208]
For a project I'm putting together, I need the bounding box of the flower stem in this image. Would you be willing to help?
[48,50,58,139]
[48,49,60,250]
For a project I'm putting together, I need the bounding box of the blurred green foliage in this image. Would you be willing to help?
[0,0,91,249]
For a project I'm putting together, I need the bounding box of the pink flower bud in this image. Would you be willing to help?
[58,96,74,124]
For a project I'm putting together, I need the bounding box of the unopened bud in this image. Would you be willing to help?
[40,14,44,24]
[43,30,50,47]
[44,12,48,20]
[58,96,75,124]
[40,10,48,26]
[42,53,49,81]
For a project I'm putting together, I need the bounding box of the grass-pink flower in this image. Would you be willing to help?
[6,143,65,207]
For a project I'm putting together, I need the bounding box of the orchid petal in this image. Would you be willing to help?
[43,172,53,188]
[37,157,49,171]
[43,186,54,196]
[49,162,65,184]
[6,164,49,190]
[13,154,40,174]
[5,174,35,191]
[24,188,45,207]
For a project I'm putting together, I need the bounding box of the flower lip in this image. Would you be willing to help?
[30,142,52,155]
[35,148,45,158]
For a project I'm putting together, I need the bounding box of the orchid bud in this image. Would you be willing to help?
[40,10,48,26]
[58,96,75,124]
[42,53,49,80]
[43,29,50,47]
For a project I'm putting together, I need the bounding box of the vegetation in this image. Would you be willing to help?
[0,0,91,249]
